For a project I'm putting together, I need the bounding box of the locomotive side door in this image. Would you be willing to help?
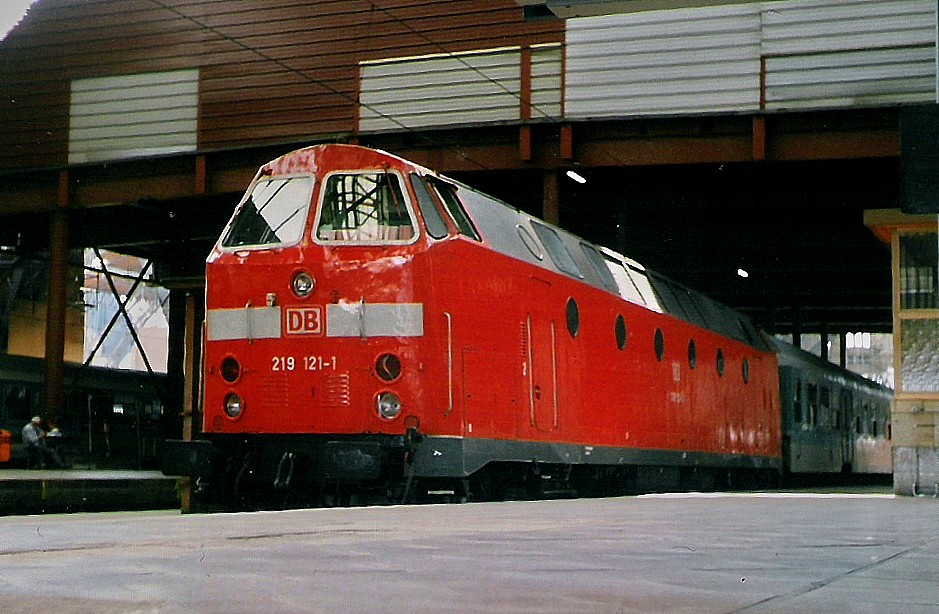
[525,315,559,433]
[461,347,519,439]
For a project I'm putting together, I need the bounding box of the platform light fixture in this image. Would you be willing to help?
[566,170,587,184]
[737,268,749,278]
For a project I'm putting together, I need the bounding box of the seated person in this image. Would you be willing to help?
[21,416,65,469]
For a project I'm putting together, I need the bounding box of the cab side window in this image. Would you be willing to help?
[427,177,480,241]
[410,174,449,240]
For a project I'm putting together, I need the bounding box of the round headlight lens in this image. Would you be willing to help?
[291,271,316,298]
[224,393,244,418]
[376,391,402,420]
[221,357,241,383]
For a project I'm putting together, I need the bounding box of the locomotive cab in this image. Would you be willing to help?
[174,145,473,505]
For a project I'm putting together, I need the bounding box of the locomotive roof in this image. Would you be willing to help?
[436,164,770,351]
[259,144,771,351]
[769,335,893,394]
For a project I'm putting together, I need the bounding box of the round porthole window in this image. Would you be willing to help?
[615,315,627,350]
[654,329,665,362]
[566,298,580,338]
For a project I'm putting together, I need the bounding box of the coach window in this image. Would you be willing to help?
[807,384,818,427]
[742,358,750,383]
[316,172,416,243]
[143,400,163,420]
[654,329,665,362]
[428,177,480,241]
[223,175,314,248]
[839,391,851,431]
[819,387,830,426]
[687,339,697,369]
[410,174,449,239]
[716,349,725,376]
[793,379,803,423]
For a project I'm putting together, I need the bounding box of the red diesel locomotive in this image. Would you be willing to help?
[163,144,889,508]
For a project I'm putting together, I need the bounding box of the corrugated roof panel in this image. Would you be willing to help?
[68,69,198,164]
[565,4,762,118]
[68,131,199,160]
[761,0,935,55]
[530,44,563,120]
[359,48,523,132]
[763,0,937,110]
[2,1,565,170]
[564,0,936,119]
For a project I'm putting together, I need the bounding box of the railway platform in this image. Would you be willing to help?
[0,491,936,613]
[0,469,179,515]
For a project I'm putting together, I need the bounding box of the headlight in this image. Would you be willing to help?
[221,357,241,383]
[375,353,402,382]
[376,391,402,420]
[224,393,244,418]
[291,271,316,298]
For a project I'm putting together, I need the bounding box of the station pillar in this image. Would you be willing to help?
[168,289,204,512]
[44,170,70,424]
[865,209,939,495]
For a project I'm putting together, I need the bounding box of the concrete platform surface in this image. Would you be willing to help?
[0,492,937,613]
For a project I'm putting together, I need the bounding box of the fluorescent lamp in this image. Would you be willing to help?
[566,170,587,184]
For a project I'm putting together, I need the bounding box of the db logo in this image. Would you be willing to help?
[285,306,323,335]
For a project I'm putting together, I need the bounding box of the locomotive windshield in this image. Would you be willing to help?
[222,176,314,248]
[315,172,416,243]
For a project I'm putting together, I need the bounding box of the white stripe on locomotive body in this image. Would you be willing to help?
[205,303,425,340]
[206,306,282,341]
[326,303,424,338]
